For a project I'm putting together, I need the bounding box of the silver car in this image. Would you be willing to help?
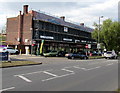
[0,47,19,54]
[103,51,118,59]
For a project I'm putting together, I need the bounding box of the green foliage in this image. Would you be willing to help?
[92,19,120,51]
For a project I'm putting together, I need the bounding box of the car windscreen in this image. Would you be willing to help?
[44,50,51,53]
[51,51,57,52]
[7,48,13,49]
[107,52,112,54]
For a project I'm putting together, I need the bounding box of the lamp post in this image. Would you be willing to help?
[97,16,103,55]
[30,28,33,56]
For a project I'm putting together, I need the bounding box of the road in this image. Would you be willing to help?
[1,56,119,92]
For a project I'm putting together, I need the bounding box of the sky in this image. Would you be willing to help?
[0,0,119,32]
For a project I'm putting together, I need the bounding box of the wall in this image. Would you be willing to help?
[6,17,19,45]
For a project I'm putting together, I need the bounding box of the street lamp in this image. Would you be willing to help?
[30,28,33,56]
[97,16,103,55]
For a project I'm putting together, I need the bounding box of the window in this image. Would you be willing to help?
[64,27,68,32]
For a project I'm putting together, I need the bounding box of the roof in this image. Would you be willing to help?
[31,10,93,33]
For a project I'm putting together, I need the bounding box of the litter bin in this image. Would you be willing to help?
[0,52,9,61]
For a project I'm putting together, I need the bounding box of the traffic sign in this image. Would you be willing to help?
[85,44,88,48]
[88,44,91,49]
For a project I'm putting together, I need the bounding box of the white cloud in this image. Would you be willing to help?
[54,0,118,27]
[0,0,118,32]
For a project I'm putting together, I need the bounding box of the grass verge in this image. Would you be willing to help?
[0,61,42,68]
[89,56,104,59]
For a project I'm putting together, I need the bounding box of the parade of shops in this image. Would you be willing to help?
[6,5,97,55]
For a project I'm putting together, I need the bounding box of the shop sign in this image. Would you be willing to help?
[75,40,80,43]
[40,36,54,40]
[63,38,72,41]
[81,40,86,43]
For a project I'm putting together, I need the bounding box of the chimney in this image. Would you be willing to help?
[18,11,23,42]
[23,5,28,14]
[19,11,22,15]
[60,16,65,21]
[80,23,84,26]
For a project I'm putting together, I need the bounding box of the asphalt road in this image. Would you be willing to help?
[1,56,119,92]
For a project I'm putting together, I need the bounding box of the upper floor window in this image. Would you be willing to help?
[64,27,68,32]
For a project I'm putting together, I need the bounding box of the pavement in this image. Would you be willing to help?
[1,55,119,92]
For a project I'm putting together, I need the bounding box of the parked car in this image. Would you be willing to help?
[87,51,102,56]
[43,50,58,57]
[65,53,71,57]
[0,47,19,54]
[67,52,88,60]
[56,51,68,57]
[103,51,118,59]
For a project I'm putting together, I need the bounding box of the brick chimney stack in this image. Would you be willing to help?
[60,16,65,21]
[80,23,84,26]
[23,5,28,14]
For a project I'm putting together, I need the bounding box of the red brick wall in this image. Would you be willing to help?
[6,13,33,46]
[22,13,32,45]
[6,17,19,45]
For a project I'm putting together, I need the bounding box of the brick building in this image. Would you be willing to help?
[6,5,97,54]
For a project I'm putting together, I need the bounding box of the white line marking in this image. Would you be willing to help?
[0,87,15,92]
[87,66,101,71]
[73,66,81,69]
[73,66,87,71]
[14,69,53,76]
[17,75,32,82]
[43,71,58,77]
[61,69,74,73]
[42,73,75,82]
[106,63,113,66]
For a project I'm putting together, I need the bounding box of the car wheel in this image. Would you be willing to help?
[15,51,19,55]
[71,56,74,59]
[84,57,87,60]
[115,56,118,59]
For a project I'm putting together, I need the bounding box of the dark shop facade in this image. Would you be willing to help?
[6,5,97,54]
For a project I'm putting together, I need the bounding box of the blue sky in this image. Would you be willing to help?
[0,0,119,32]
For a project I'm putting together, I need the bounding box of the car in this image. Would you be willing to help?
[43,50,58,57]
[65,53,71,57]
[67,52,88,60]
[87,51,102,56]
[103,51,118,59]
[0,47,19,54]
[56,51,68,57]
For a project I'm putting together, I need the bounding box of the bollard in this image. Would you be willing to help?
[8,52,11,62]
[20,49,22,55]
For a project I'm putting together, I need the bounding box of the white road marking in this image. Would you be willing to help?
[73,66,87,71]
[106,63,113,66]
[0,87,15,92]
[86,66,101,71]
[42,73,75,82]
[16,75,32,82]
[14,69,53,76]
[43,71,58,77]
[61,69,74,73]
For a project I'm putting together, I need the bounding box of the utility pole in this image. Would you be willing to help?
[98,16,103,55]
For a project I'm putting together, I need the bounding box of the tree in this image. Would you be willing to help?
[92,19,120,51]
[1,24,6,34]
